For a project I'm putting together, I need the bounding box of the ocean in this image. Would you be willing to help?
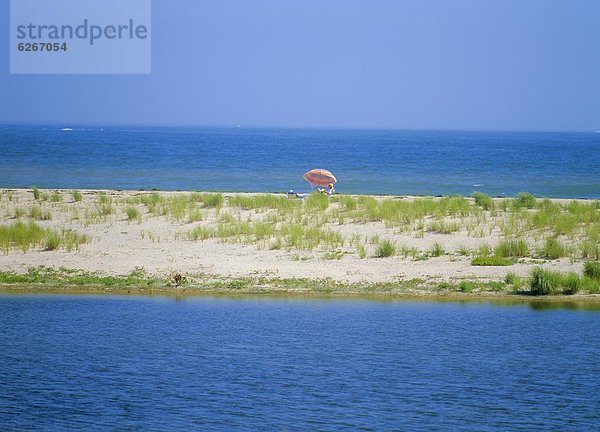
[1,125,598,198]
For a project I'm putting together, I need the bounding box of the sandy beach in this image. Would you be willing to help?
[1,187,598,297]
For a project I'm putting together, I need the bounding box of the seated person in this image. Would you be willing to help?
[317,183,335,195]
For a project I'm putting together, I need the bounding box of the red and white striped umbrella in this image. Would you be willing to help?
[303,169,337,187]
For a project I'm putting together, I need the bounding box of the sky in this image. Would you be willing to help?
[1,0,599,131]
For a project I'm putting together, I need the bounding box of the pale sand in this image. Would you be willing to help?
[0,188,586,285]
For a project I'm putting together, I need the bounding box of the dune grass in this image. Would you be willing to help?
[227,194,299,212]
[0,266,166,287]
[13,207,26,219]
[125,206,142,222]
[584,261,600,280]
[471,256,513,266]
[71,190,83,202]
[539,237,568,259]
[530,267,576,295]
[29,206,52,221]
[472,192,495,210]
[429,242,445,257]
[514,192,536,209]
[4,189,600,267]
[504,272,524,291]
[375,239,396,257]
[0,221,88,254]
[495,239,529,258]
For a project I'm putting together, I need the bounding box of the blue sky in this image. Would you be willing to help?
[1,0,599,131]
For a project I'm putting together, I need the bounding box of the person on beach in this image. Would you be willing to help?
[317,183,335,195]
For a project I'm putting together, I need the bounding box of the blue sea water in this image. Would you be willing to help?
[0,125,599,198]
[1,295,599,431]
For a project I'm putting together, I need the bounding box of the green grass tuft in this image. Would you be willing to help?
[583,261,600,280]
[45,232,61,250]
[29,206,52,220]
[197,193,223,209]
[472,192,494,210]
[539,237,567,259]
[504,272,524,291]
[126,206,141,222]
[306,193,329,211]
[495,239,529,258]
[471,256,513,266]
[375,239,396,257]
[514,192,536,209]
[14,208,26,219]
[529,267,562,295]
[528,267,587,295]
[429,242,445,257]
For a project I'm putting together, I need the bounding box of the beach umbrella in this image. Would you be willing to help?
[303,168,337,187]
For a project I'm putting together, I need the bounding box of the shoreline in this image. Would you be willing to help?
[1,187,599,299]
[2,286,600,313]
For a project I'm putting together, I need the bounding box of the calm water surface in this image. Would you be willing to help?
[1,125,599,198]
[1,295,599,431]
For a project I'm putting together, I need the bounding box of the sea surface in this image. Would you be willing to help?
[0,295,599,431]
[1,125,599,198]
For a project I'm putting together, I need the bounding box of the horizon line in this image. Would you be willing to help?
[0,120,598,134]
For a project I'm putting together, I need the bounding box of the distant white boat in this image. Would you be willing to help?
[61,128,73,131]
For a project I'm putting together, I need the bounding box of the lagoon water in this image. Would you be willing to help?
[1,295,599,431]
[1,125,599,198]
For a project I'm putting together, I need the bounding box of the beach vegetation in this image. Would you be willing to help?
[514,192,536,209]
[323,250,344,260]
[13,207,25,219]
[227,194,298,213]
[335,195,357,211]
[188,208,202,223]
[428,220,460,234]
[539,237,567,259]
[472,192,494,210]
[50,192,62,202]
[32,187,40,200]
[477,243,493,256]
[471,256,512,266]
[45,232,60,250]
[429,242,445,257]
[400,244,419,258]
[125,206,141,222]
[375,239,396,257]
[458,281,475,293]
[306,193,329,211]
[71,190,83,202]
[0,266,165,287]
[457,245,470,256]
[583,261,600,280]
[97,203,114,216]
[0,221,88,254]
[579,241,600,260]
[197,192,223,209]
[495,239,529,258]
[504,272,524,291]
[98,194,111,205]
[29,206,52,220]
[356,244,367,259]
[528,267,585,295]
